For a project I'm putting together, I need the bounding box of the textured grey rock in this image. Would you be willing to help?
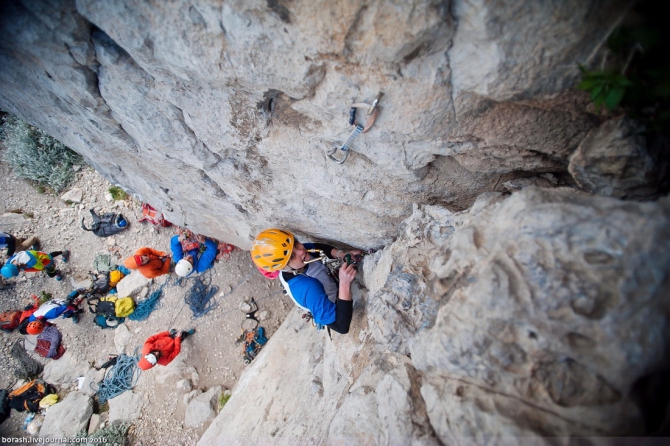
[185,386,222,428]
[113,323,133,354]
[39,392,93,439]
[80,368,106,398]
[0,212,29,230]
[108,390,144,423]
[115,270,152,298]
[201,188,670,442]
[88,413,100,435]
[60,188,84,204]
[42,352,91,385]
[0,0,629,249]
[569,116,668,199]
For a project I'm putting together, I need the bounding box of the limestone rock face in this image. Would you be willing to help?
[569,116,669,199]
[0,0,629,249]
[200,188,670,442]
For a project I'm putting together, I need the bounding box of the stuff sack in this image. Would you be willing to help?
[108,270,125,288]
[114,297,135,318]
[35,326,65,359]
[81,209,128,237]
[138,203,172,228]
[8,379,56,413]
[0,389,10,425]
[0,310,22,332]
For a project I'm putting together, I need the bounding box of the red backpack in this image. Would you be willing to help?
[138,203,172,228]
[0,310,22,332]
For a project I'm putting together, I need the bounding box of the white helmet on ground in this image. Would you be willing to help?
[144,353,158,366]
[175,259,193,277]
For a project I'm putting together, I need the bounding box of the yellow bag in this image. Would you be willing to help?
[109,270,125,288]
[39,394,58,408]
[114,296,135,317]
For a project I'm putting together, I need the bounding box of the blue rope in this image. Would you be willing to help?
[92,349,141,404]
[184,273,219,318]
[128,277,173,321]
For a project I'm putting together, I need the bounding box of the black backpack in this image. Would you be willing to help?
[8,379,56,413]
[81,209,128,237]
[0,389,10,425]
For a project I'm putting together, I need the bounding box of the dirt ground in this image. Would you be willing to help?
[0,153,293,444]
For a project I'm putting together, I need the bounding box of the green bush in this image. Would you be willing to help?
[1,115,83,193]
[108,186,129,201]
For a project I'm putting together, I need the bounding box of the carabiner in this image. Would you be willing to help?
[327,92,383,164]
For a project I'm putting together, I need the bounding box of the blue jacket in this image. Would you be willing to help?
[280,243,337,326]
[170,235,218,275]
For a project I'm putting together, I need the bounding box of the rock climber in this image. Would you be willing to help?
[1,249,70,281]
[123,247,171,279]
[137,329,195,370]
[17,292,83,335]
[170,230,217,277]
[0,231,40,290]
[0,231,39,256]
[251,229,360,335]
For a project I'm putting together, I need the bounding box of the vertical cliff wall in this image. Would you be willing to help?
[0,0,628,248]
[200,187,670,442]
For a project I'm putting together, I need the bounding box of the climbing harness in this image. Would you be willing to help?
[328,91,383,164]
[91,348,141,404]
[239,298,259,331]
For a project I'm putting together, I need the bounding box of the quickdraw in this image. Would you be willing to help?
[327,92,383,164]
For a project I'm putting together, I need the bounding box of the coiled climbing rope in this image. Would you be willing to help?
[92,349,141,404]
[128,277,173,321]
[184,273,219,318]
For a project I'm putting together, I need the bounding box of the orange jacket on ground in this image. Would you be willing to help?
[138,331,181,370]
[123,247,171,279]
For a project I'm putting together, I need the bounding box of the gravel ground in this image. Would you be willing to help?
[0,151,293,444]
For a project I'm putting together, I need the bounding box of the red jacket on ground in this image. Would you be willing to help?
[138,331,181,370]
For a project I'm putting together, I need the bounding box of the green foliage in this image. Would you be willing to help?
[218,393,231,410]
[76,421,130,445]
[1,115,83,193]
[108,186,129,201]
[577,3,670,131]
[38,291,52,305]
[578,66,633,112]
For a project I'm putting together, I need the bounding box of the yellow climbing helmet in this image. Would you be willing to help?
[251,229,295,272]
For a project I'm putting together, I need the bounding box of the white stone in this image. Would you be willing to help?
[184,390,202,405]
[176,379,192,393]
[88,413,100,435]
[185,386,222,428]
[60,188,83,204]
[116,270,152,298]
[113,323,133,354]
